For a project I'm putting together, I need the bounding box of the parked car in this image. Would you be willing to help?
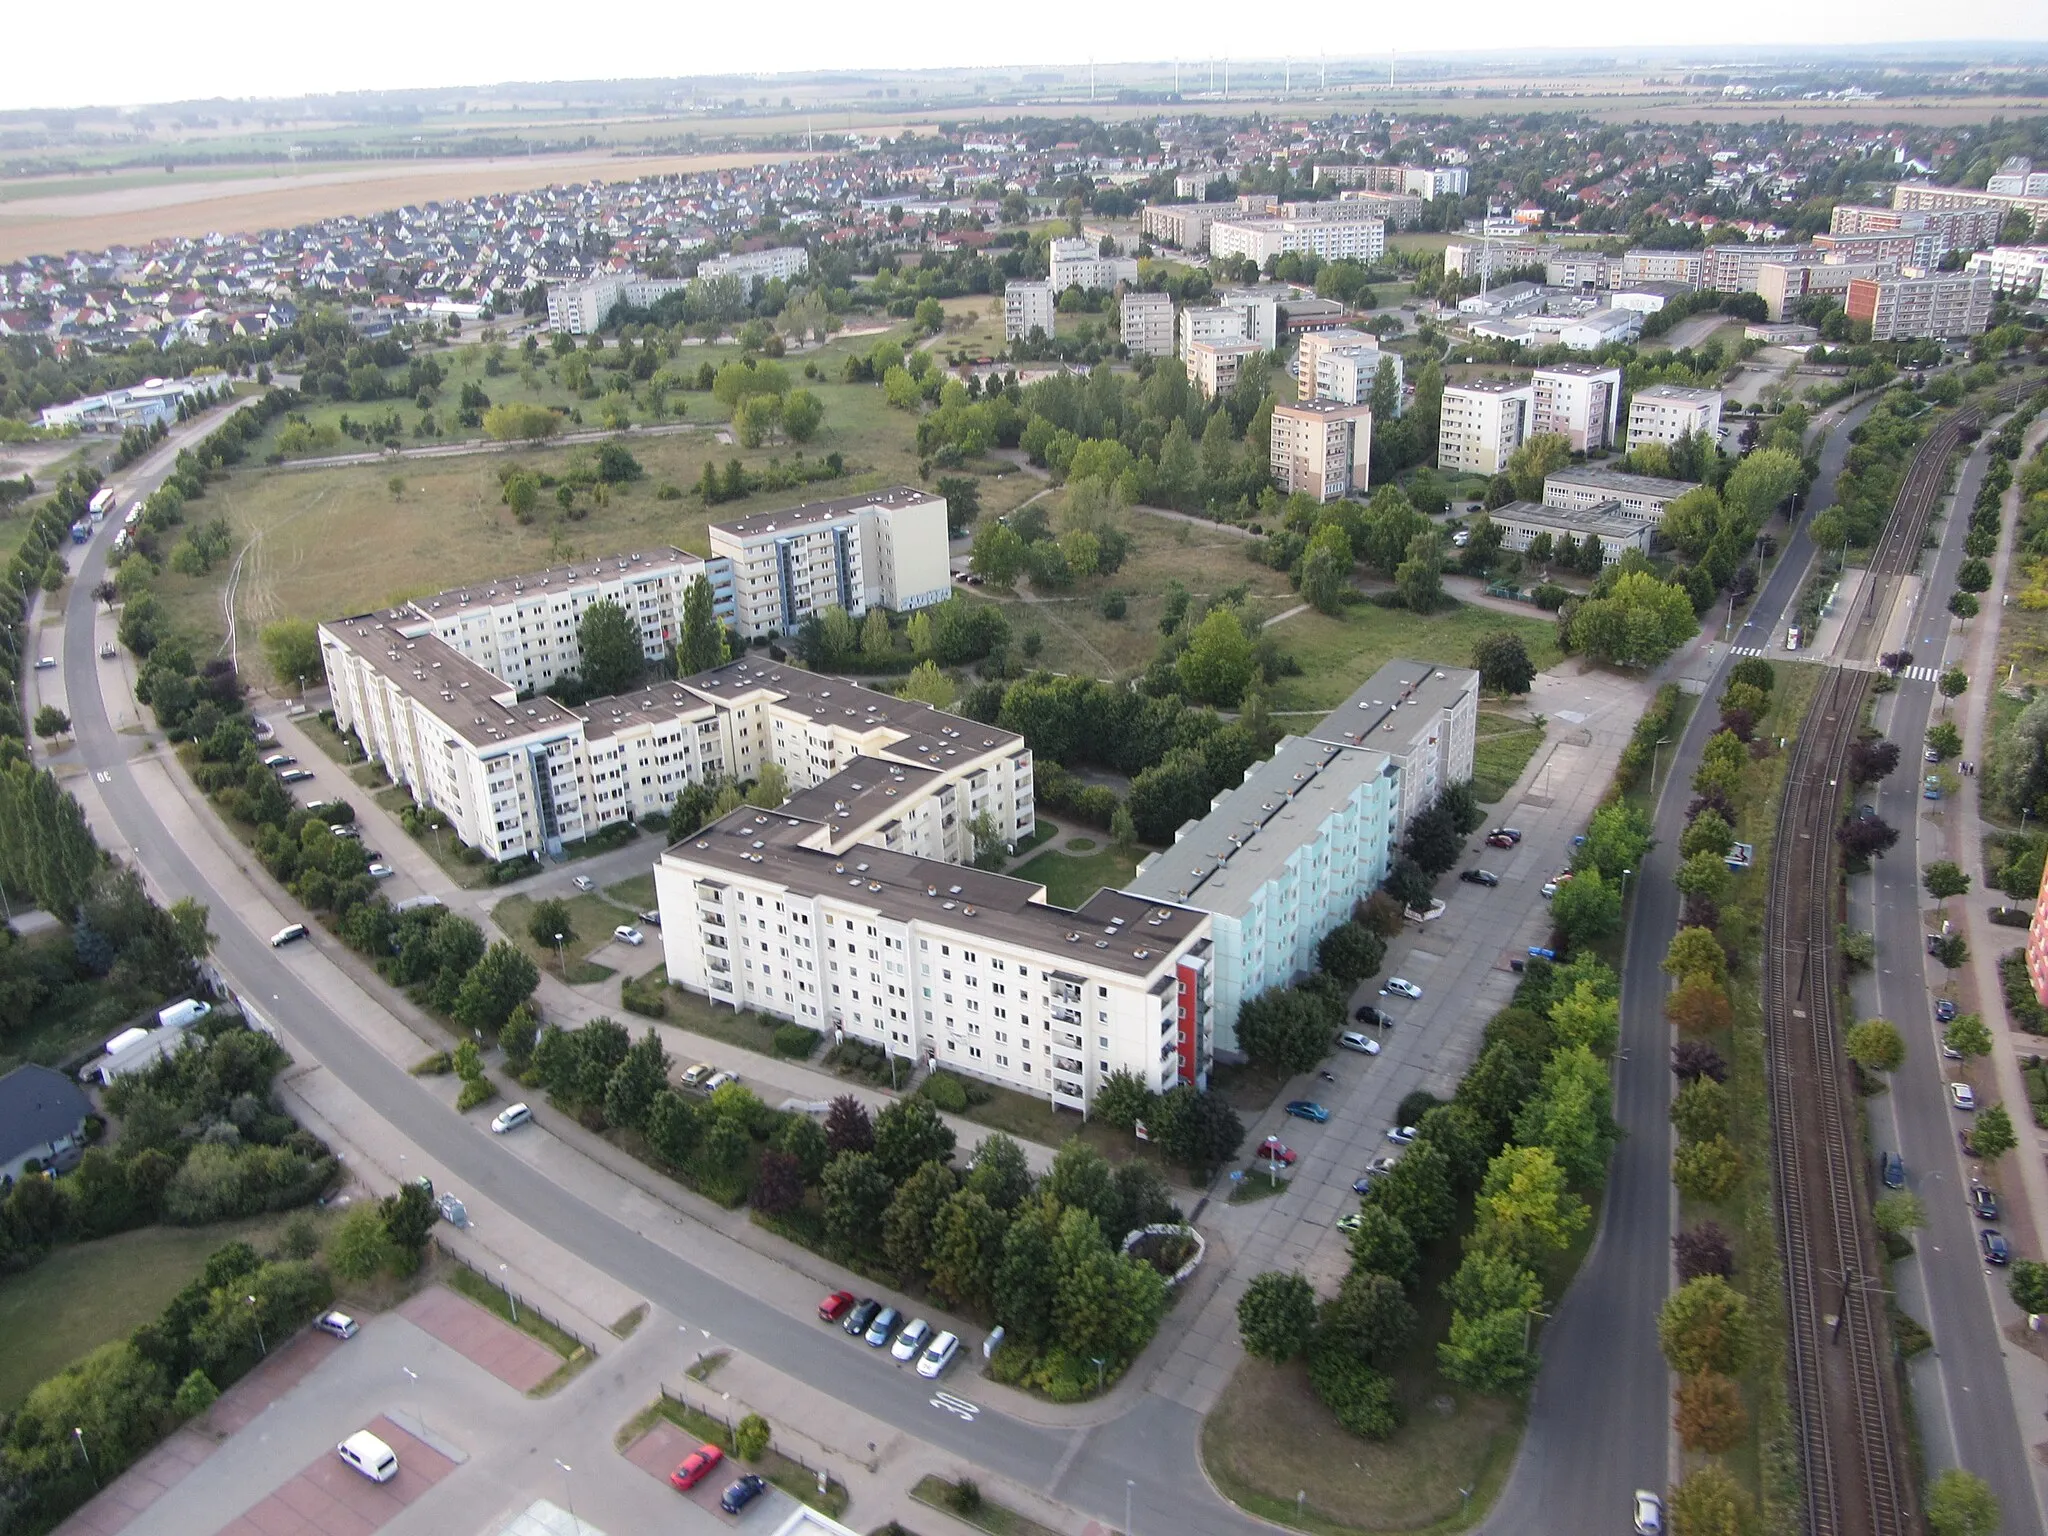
[1386,1125,1418,1145]
[1284,1100,1329,1123]
[1352,1004,1394,1028]
[1489,827,1523,845]
[670,1443,724,1491]
[917,1330,961,1379]
[1527,946,1558,962]
[891,1318,932,1362]
[842,1299,881,1337]
[491,1102,533,1134]
[1541,880,1561,899]
[1925,746,1942,763]
[1981,1229,2011,1266]
[638,910,663,927]
[368,863,394,880]
[1924,775,1942,800]
[1381,977,1422,999]
[1460,869,1500,886]
[99,642,117,659]
[1634,1490,1664,1535]
[1337,1031,1382,1055]
[703,1070,739,1093]
[270,923,309,947]
[337,1431,398,1484]
[262,753,296,768]
[1934,998,1958,1023]
[613,925,645,946]
[314,1310,359,1340]
[33,656,54,671]
[279,768,315,783]
[1337,1212,1364,1234]
[720,1474,767,1514]
[864,1306,903,1347]
[1950,1082,1977,1111]
[1880,1151,1905,1189]
[680,1063,716,1087]
[572,875,596,891]
[818,1290,857,1323]
[1255,1136,1297,1166]
[1970,1185,2000,1221]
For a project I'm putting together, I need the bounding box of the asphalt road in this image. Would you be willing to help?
[1852,425,2045,1536]
[50,411,1265,1536]
[1480,393,1880,1536]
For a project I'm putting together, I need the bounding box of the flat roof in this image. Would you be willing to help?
[408,548,700,620]
[1274,397,1372,418]
[323,618,582,747]
[1445,377,1533,395]
[780,758,943,840]
[1125,736,1393,913]
[1535,360,1623,378]
[1545,466,1695,502]
[711,485,938,542]
[1631,383,1721,403]
[667,808,1205,976]
[1489,499,1644,539]
[1311,659,1480,753]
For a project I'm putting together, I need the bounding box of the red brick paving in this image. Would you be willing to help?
[215,1417,455,1536]
[209,1333,344,1435]
[398,1287,560,1393]
[623,1421,727,1511]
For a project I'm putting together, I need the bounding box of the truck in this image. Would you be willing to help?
[156,998,212,1030]
[88,488,115,520]
[70,522,90,544]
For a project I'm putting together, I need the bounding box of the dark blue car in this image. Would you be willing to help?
[721,1474,768,1514]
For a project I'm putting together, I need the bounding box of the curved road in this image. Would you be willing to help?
[53,410,1260,1536]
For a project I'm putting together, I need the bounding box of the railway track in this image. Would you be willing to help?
[1763,663,1910,1536]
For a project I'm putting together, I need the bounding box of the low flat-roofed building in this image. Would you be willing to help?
[1488,500,1652,566]
[1543,466,1694,524]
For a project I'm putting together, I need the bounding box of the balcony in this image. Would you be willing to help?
[1053,1081,1083,1103]
[1049,1005,1083,1027]
[1051,1055,1084,1076]
[1053,1030,1083,1051]
[1160,1041,1178,1063]
[707,957,730,974]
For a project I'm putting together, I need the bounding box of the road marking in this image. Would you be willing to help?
[930,1391,979,1421]
[94,770,111,783]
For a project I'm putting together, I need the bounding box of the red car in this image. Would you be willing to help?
[670,1443,724,1491]
[818,1289,857,1323]
[1255,1136,1297,1166]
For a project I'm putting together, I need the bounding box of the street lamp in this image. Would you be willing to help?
[246,1295,266,1357]
[1649,737,1672,798]
[402,1366,422,1434]
[1126,1478,1136,1536]
[555,1459,576,1526]
[500,1263,518,1323]
[72,1427,96,1490]
[1091,1355,1107,1395]
[553,932,566,976]
[1619,867,1633,906]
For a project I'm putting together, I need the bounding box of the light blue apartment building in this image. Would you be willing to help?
[1124,734,1399,1056]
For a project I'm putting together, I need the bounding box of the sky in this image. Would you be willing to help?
[7,0,2043,112]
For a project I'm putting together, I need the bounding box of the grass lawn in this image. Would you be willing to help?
[910,1474,1065,1536]
[931,1072,1190,1178]
[660,984,820,1065]
[1470,711,1546,803]
[606,872,658,912]
[0,1213,319,1410]
[1265,603,1561,714]
[1008,844,1142,909]
[494,890,638,981]
[0,926,164,1077]
[619,1394,850,1520]
[373,785,491,888]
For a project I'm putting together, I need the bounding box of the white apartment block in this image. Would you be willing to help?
[1488,501,1652,567]
[1987,158,2048,198]
[1403,166,1470,199]
[1333,191,1424,229]
[545,270,689,334]
[1119,291,1176,356]
[1626,385,1723,451]
[1141,204,1221,251]
[1314,164,1407,192]
[1438,379,1534,476]
[1531,363,1623,452]
[1003,280,1056,342]
[1703,243,1814,293]
[1218,288,1282,348]
[1543,467,1694,526]
[1208,216,1385,267]
[1966,246,2048,294]
[1310,661,1481,841]
[1835,200,2009,254]
[1619,249,1709,287]
[655,806,1212,1109]
[1185,338,1263,400]
[322,628,1038,865]
[709,486,952,640]
[696,246,810,288]
[1845,272,1995,340]
[1048,237,1139,293]
[1297,328,1402,409]
[396,548,736,696]
[1444,240,1545,281]
[1547,252,1619,291]
[1179,304,1249,356]
[1270,400,1372,503]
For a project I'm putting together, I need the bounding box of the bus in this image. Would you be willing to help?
[87,488,115,520]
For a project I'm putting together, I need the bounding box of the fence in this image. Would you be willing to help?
[434,1239,598,1359]
[658,1381,854,1481]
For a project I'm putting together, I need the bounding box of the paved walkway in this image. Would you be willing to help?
[214,1416,456,1536]
[399,1288,563,1393]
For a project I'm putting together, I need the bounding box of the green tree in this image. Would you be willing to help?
[1316,922,1386,986]
[873,1096,956,1182]
[1437,1306,1537,1395]
[1506,432,1571,501]
[1237,1271,1319,1363]
[1922,861,1970,901]
[452,941,539,1035]
[1513,1044,1617,1188]
[883,1159,959,1276]
[1925,1469,1999,1536]
[1673,1134,1744,1202]
[380,1180,438,1265]
[681,574,727,674]
[926,1189,1008,1311]
[172,1367,219,1419]
[1307,1343,1403,1439]
[1299,525,1353,615]
[782,389,825,442]
[1568,571,1699,668]
[1364,1139,1456,1242]
[1234,986,1334,1074]
[576,599,643,696]
[1471,1144,1588,1266]
[1970,1102,2017,1161]
[1176,607,1256,707]
[32,705,70,739]
[964,1132,1034,1211]
[1943,1013,1992,1059]
[1658,1274,1750,1376]
[735,1412,771,1461]
[326,1201,397,1281]
[1092,1069,1154,1132]
[261,618,322,690]
[1550,867,1622,944]
[1663,927,1728,987]
[1346,1205,1419,1284]
[1444,1249,1543,1320]
[1670,1076,1730,1144]
[1317,1269,1417,1368]
[821,1151,894,1253]
[1472,631,1536,694]
[527,897,574,950]
[859,605,892,659]
[1667,1464,1749,1536]
[1549,980,1621,1056]
[1845,1017,1905,1073]
[603,1028,672,1132]
[900,660,954,709]
[971,521,1028,585]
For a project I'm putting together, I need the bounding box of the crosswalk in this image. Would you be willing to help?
[1727,644,1940,681]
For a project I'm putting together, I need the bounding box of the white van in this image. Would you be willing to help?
[270,923,309,948]
[157,998,211,1030]
[917,1330,961,1379]
[337,1430,398,1483]
[104,1026,151,1057]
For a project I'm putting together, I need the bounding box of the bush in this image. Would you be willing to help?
[1307,1340,1403,1440]
[946,1479,984,1514]
[171,1368,218,1419]
[456,1077,497,1111]
[735,1412,771,1461]
[921,1070,969,1112]
[773,1023,822,1059]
